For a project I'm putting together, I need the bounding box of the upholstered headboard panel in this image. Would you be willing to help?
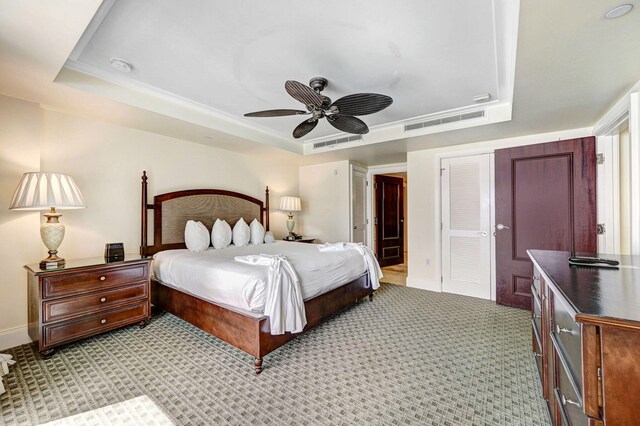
[161,194,262,244]
[140,172,269,256]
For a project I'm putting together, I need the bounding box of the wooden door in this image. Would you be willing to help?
[375,175,404,267]
[495,137,597,309]
[441,154,492,299]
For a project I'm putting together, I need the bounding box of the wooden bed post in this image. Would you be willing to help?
[141,171,148,256]
[265,186,270,231]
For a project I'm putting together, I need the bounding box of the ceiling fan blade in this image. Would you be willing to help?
[331,93,393,116]
[327,114,369,134]
[293,118,318,139]
[244,109,308,117]
[285,80,323,108]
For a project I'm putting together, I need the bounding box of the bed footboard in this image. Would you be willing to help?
[152,273,374,374]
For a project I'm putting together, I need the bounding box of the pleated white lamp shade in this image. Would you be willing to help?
[9,172,86,211]
[279,196,301,212]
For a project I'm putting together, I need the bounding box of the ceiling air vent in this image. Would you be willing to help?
[404,110,485,132]
[313,135,362,149]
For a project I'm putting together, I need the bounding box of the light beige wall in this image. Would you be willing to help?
[619,127,631,254]
[0,96,42,348]
[0,96,300,349]
[299,160,350,243]
[39,109,299,259]
[407,128,593,291]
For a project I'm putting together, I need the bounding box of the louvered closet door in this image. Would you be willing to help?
[441,154,491,299]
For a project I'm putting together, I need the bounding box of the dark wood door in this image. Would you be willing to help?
[375,175,404,267]
[495,137,597,309]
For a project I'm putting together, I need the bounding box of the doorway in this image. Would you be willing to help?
[373,172,407,285]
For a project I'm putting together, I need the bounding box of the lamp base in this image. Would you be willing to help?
[40,255,65,270]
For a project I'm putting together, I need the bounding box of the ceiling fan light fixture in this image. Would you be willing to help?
[110,58,133,72]
[605,4,633,19]
[472,93,492,103]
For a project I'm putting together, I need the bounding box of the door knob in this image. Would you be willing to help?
[496,224,510,230]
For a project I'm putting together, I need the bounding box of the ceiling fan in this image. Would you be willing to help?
[244,77,393,139]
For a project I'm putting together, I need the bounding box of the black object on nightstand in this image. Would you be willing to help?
[25,255,151,359]
[282,237,316,244]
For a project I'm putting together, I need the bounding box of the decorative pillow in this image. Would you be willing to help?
[249,219,265,245]
[232,218,250,247]
[212,219,232,249]
[184,220,210,252]
[264,231,275,244]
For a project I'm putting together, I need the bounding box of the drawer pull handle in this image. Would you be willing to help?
[100,297,107,303]
[561,394,581,408]
[533,314,541,319]
[100,319,107,324]
[556,324,574,334]
[99,276,106,281]
[533,352,542,358]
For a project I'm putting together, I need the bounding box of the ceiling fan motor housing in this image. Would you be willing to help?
[309,77,328,92]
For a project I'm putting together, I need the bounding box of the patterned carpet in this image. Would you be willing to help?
[0,284,549,425]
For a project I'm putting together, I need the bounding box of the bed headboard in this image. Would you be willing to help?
[140,171,269,256]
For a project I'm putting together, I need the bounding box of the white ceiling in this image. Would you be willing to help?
[65,0,514,143]
[1,1,639,166]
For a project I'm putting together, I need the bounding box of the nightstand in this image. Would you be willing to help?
[25,255,151,358]
[282,238,316,244]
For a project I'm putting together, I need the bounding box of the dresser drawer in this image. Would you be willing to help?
[554,351,588,426]
[532,285,542,337]
[552,296,583,390]
[43,283,148,323]
[43,263,148,298]
[532,267,542,299]
[532,324,544,386]
[43,302,148,347]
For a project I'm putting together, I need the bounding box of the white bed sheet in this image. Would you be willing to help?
[152,241,367,314]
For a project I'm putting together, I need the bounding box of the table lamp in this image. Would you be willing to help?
[279,196,301,240]
[10,172,86,269]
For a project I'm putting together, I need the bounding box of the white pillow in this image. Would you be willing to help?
[232,218,250,247]
[264,231,275,244]
[212,219,232,249]
[249,219,265,245]
[184,220,210,252]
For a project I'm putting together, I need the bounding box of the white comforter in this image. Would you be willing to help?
[152,241,367,314]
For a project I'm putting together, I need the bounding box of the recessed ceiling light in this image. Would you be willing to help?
[110,58,133,72]
[605,4,633,19]
[472,93,492,103]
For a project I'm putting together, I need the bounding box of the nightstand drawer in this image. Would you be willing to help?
[43,302,148,347]
[43,263,148,298]
[43,283,148,323]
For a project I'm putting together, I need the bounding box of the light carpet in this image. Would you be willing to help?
[0,284,549,425]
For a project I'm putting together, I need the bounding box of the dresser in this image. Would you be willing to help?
[528,250,640,425]
[26,256,151,358]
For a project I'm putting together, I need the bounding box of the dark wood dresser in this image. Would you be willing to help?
[528,249,640,425]
[26,255,151,358]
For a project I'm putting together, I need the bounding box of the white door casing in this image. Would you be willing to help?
[441,154,492,299]
[350,165,368,244]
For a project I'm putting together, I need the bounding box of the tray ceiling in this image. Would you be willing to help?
[64,0,516,145]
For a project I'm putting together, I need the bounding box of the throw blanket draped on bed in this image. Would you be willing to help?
[234,254,307,335]
[317,242,383,290]
[0,353,16,395]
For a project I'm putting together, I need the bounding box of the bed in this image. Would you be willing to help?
[139,172,376,373]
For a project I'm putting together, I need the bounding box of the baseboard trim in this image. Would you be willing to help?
[406,277,441,292]
[0,325,32,351]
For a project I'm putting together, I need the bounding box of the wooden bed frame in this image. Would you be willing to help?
[139,172,374,373]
